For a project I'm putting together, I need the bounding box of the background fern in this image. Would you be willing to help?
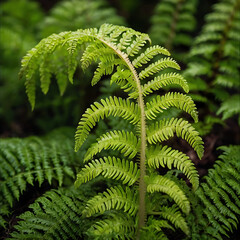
[149,0,198,62]
[186,145,240,240]
[8,186,97,240]
[184,0,240,134]
[0,128,81,233]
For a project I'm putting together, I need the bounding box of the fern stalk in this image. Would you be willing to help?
[100,38,147,238]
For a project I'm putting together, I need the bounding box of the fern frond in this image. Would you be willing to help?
[147,118,204,159]
[84,130,139,162]
[0,135,75,207]
[87,212,136,239]
[75,157,140,187]
[132,45,170,68]
[145,175,190,214]
[82,185,138,217]
[147,145,199,191]
[145,92,198,122]
[139,57,180,80]
[149,0,197,62]
[188,145,240,239]
[75,96,140,151]
[10,187,86,240]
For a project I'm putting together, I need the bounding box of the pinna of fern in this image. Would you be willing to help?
[19,24,203,239]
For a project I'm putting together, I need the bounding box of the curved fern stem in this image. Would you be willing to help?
[96,38,148,238]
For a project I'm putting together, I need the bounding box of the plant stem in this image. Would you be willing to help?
[99,39,147,239]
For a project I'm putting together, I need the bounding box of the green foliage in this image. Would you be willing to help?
[186,145,240,240]
[18,24,203,239]
[0,128,79,230]
[8,186,94,240]
[0,0,44,128]
[149,0,198,62]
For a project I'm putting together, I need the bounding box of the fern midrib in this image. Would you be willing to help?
[98,38,147,239]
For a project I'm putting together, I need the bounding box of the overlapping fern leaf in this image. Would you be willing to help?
[149,0,198,62]
[20,24,203,239]
[0,130,77,230]
[186,145,240,240]
[184,0,240,128]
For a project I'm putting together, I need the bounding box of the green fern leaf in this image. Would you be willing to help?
[145,92,198,122]
[84,130,139,162]
[147,118,204,159]
[147,145,199,191]
[126,33,150,57]
[132,45,170,68]
[145,175,190,214]
[75,156,140,187]
[82,185,138,217]
[139,57,180,80]
[75,96,140,151]
[130,72,189,99]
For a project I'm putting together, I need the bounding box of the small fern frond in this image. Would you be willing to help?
[75,96,140,151]
[145,92,198,122]
[132,45,170,68]
[75,157,140,187]
[152,205,190,236]
[147,145,199,191]
[84,130,139,162]
[147,118,204,159]
[110,66,137,94]
[145,175,190,214]
[139,57,180,80]
[82,185,138,217]
[87,212,136,239]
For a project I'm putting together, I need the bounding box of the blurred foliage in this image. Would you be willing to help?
[0,0,125,136]
[0,0,43,135]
